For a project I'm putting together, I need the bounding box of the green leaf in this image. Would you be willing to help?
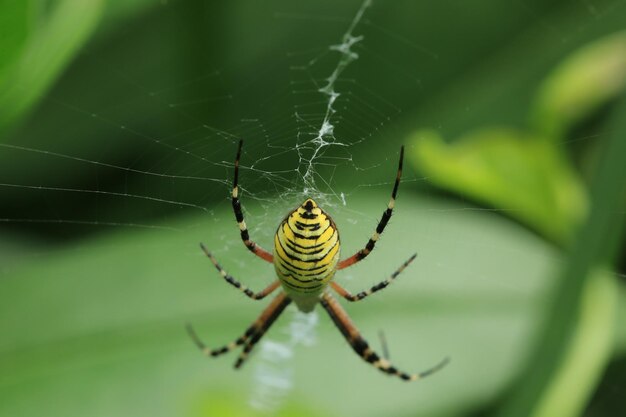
[616,283,626,356]
[0,0,105,134]
[407,128,587,244]
[531,270,617,417]
[531,31,626,140]
[0,1,32,83]
[0,191,558,417]
[497,92,626,417]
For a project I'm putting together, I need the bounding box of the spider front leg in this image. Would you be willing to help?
[186,293,291,367]
[200,243,280,300]
[232,140,274,263]
[337,146,404,270]
[320,292,448,381]
[331,253,417,302]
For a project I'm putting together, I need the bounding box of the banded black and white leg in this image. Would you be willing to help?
[187,293,291,365]
[320,292,448,381]
[232,140,274,263]
[186,321,257,357]
[331,253,417,302]
[200,243,280,300]
[234,293,292,368]
[338,146,404,270]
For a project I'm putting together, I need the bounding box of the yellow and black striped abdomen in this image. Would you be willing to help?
[274,199,340,306]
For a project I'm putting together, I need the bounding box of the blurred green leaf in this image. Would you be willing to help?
[498,92,626,417]
[0,191,558,417]
[531,31,626,140]
[187,391,327,417]
[532,270,617,417]
[407,128,587,244]
[102,0,166,26]
[0,1,31,83]
[617,283,626,356]
[0,0,105,134]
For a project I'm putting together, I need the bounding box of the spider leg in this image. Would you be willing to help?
[331,253,416,302]
[378,330,390,360]
[186,293,291,359]
[232,140,274,263]
[320,292,448,381]
[234,293,292,368]
[200,243,280,300]
[338,146,404,270]
[186,322,256,357]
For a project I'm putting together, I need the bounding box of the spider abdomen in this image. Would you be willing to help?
[274,199,340,309]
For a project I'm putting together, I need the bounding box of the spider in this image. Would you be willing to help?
[186,140,448,381]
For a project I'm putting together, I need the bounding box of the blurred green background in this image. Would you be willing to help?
[1,1,625,417]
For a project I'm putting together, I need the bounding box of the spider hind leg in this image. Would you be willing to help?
[187,292,292,366]
[320,291,448,381]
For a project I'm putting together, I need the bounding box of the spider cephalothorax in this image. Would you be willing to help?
[187,140,448,381]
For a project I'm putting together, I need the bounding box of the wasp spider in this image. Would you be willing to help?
[187,141,448,381]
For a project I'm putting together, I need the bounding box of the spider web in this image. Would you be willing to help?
[1,0,625,416]
[3,2,623,232]
[0,0,413,237]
